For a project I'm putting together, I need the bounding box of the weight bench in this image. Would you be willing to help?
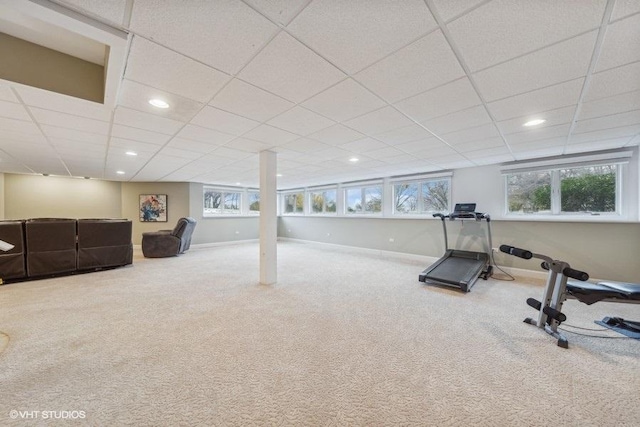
[499,245,640,347]
[566,280,640,338]
[566,280,640,305]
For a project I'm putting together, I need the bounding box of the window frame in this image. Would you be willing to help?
[203,187,243,217]
[504,162,624,218]
[309,187,337,215]
[392,176,451,216]
[344,182,383,215]
[281,190,305,215]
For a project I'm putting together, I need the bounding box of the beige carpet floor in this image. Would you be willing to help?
[0,240,638,426]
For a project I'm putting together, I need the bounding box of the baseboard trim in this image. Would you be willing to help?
[278,238,549,284]
[191,239,259,249]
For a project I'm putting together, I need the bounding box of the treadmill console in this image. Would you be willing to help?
[453,203,476,213]
[450,203,482,220]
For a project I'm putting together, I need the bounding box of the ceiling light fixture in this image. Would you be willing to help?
[116,170,125,175]
[349,157,359,163]
[523,119,546,127]
[148,98,169,109]
[125,151,138,156]
[276,174,283,177]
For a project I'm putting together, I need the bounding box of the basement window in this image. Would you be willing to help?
[503,150,631,217]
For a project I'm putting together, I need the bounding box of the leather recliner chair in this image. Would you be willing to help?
[141,217,197,258]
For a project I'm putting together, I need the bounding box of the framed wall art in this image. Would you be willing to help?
[139,194,167,222]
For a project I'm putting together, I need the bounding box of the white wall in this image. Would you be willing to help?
[278,147,640,282]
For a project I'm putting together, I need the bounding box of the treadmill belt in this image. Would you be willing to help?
[427,257,484,285]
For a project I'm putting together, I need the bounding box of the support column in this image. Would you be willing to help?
[259,150,277,285]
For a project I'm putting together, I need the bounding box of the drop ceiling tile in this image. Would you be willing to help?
[114,107,183,135]
[210,79,294,122]
[238,32,346,103]
[470,153,515,165]
[108,146,155,160]
[0,131,46,146]
[13,86,112,121]
[414,144,457,159]
[594,13,640,72]
[611,0,640,20]
[282,138,332,153]
[125,36,231,104]
[395,78,481,122]
[312,146,354,160]
[497,105,577,135]
[157,147,202,160]
[30,108,110,135]
[511,141,565,158]
[474,31,597,102]
[0,162,32,174]
[421,105,492,135]
[0,100,30,121]
[287,0,437,74]
[190,106,260,136]
[0,117,38,135]
[343,106,414,135]
[242,124,299,145]
[394,137,443,153]
[505,124,570,145]
[130,0,278,75]
[51,138,105,155]
[447,0,606,71]
[307,124,366,146]
[573,109,640,134]
[175,125,236,146]
[364,146,408,160]
[460,144,511,157]
[267,106,335,136]
[373,124,435,145]
[167,137,216,154]
[209,147,254,161]
[339,137,389,153]
[356,30,465,103]
[226,137,273,153]
[243,0,310,26]
[424,153,471,167]
[110,137,166,154]
[487,78,584,121]
[118,79,204,122]
[441,123,501,145]
[302,79,385,122]
[0,85,19,102]
[453,136,506,152]
[58,0,128,25]
[565,137,633,154]
[569,124,640,144]
[112,124,171,145]
[40,125,108,144]
[585,61,640,102]
[379,153,416,164]
[578,90,640,121]
[431,0,486,22]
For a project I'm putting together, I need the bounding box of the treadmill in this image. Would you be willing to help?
[418,203,493,292]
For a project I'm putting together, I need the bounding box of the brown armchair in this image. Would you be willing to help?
[141,217,197,258]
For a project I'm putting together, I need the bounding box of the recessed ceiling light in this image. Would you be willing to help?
[149,98,169,109]
[235,182,242,186]
[125,151,137,156]
[349,157,359,163]
[276,174,283,177]
[116,171,125,175]
[523,119,546,127]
